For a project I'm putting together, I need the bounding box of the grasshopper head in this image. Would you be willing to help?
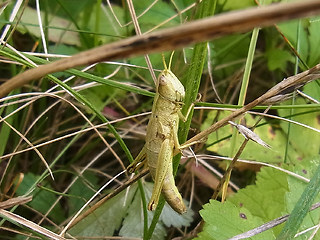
[157,69,185,103]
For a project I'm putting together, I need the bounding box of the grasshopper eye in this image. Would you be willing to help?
[159,75,167,85]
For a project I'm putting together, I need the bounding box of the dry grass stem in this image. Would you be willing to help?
[1,0,320,97]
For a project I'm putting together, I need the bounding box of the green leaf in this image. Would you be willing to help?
[48,44,79,56]
[55,0,92,19]
[229,167,288,221]
[212,34,251,79]
[80,85,124,112]
[303,81,320,105]
[120,182,193,239]
[229,167,288,236]
[160,200,194,228]
[134,1,178,32]
[68,172,98,214]
[19,6,80,46]
[278,98,320,163]
[198,200,274,240]
[219,0,254,11]
[68,184,138,238]
[86,3,126,43]
[197,167,288,239]
[265,49,294,71]
[277,20,309,65]
[16,173,65,223]
[197,157,320,239]
[68,182,193,239]
[307,17,320,66]
[119,183,166,240]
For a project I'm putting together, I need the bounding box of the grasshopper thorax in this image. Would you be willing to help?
[157,69,185,103]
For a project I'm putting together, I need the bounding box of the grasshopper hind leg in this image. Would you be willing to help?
[148,139,186,214]
[127,146,147,173]
[148,139,172,211]
[161,166,186,214]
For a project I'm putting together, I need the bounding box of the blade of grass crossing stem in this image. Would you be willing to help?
[146,1,217,239]
[222,27,260,201]
[0,48,153,97]
[55,0,91,48]
[1,49,154,97]
[276,164,320,240]
[177,1,217,153]
[0,49,134,164]
[284,20,301,164]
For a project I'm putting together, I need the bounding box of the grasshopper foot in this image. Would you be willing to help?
[148,200,157,211]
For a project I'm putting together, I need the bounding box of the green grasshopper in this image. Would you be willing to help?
[128,54,193,214]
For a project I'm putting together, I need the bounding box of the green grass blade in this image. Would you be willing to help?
[276,164,320,240]
[0,48,134,164]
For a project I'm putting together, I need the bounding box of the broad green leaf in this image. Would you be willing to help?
[48,44,79,56]
[278,98,320,163]
[212,34,251,78]
[68,172,98,214]
[68,184,138,238]
[69,181,193,239]
[134,1,179,32]
[198,200,274,240]
[280,157,320,240]
[303,81,320,106]
[265,49,294,71]
[120,182,193,239]
[147,183,194,228]
[80,85,124,112]
[86,3,126,44]
[160,199,194,228]
[277,20,309,64]
[16,173,65,223]
[197,158,320,239]
[219,0,254,11]
[229,167,288,236]
[52,0,92,18]
[308,17,320,66]
[197,167,288,239]
[19,7,80,46]
[119,183,166,240]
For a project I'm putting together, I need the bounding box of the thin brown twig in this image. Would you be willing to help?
[1,0,320,97]
[0,196,32,209]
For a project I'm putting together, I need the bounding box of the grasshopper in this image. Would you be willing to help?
[128,54,193,214]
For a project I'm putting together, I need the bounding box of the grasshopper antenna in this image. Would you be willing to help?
[161,53,168,70]
[168,51,175,70]
[161,51,175,71]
